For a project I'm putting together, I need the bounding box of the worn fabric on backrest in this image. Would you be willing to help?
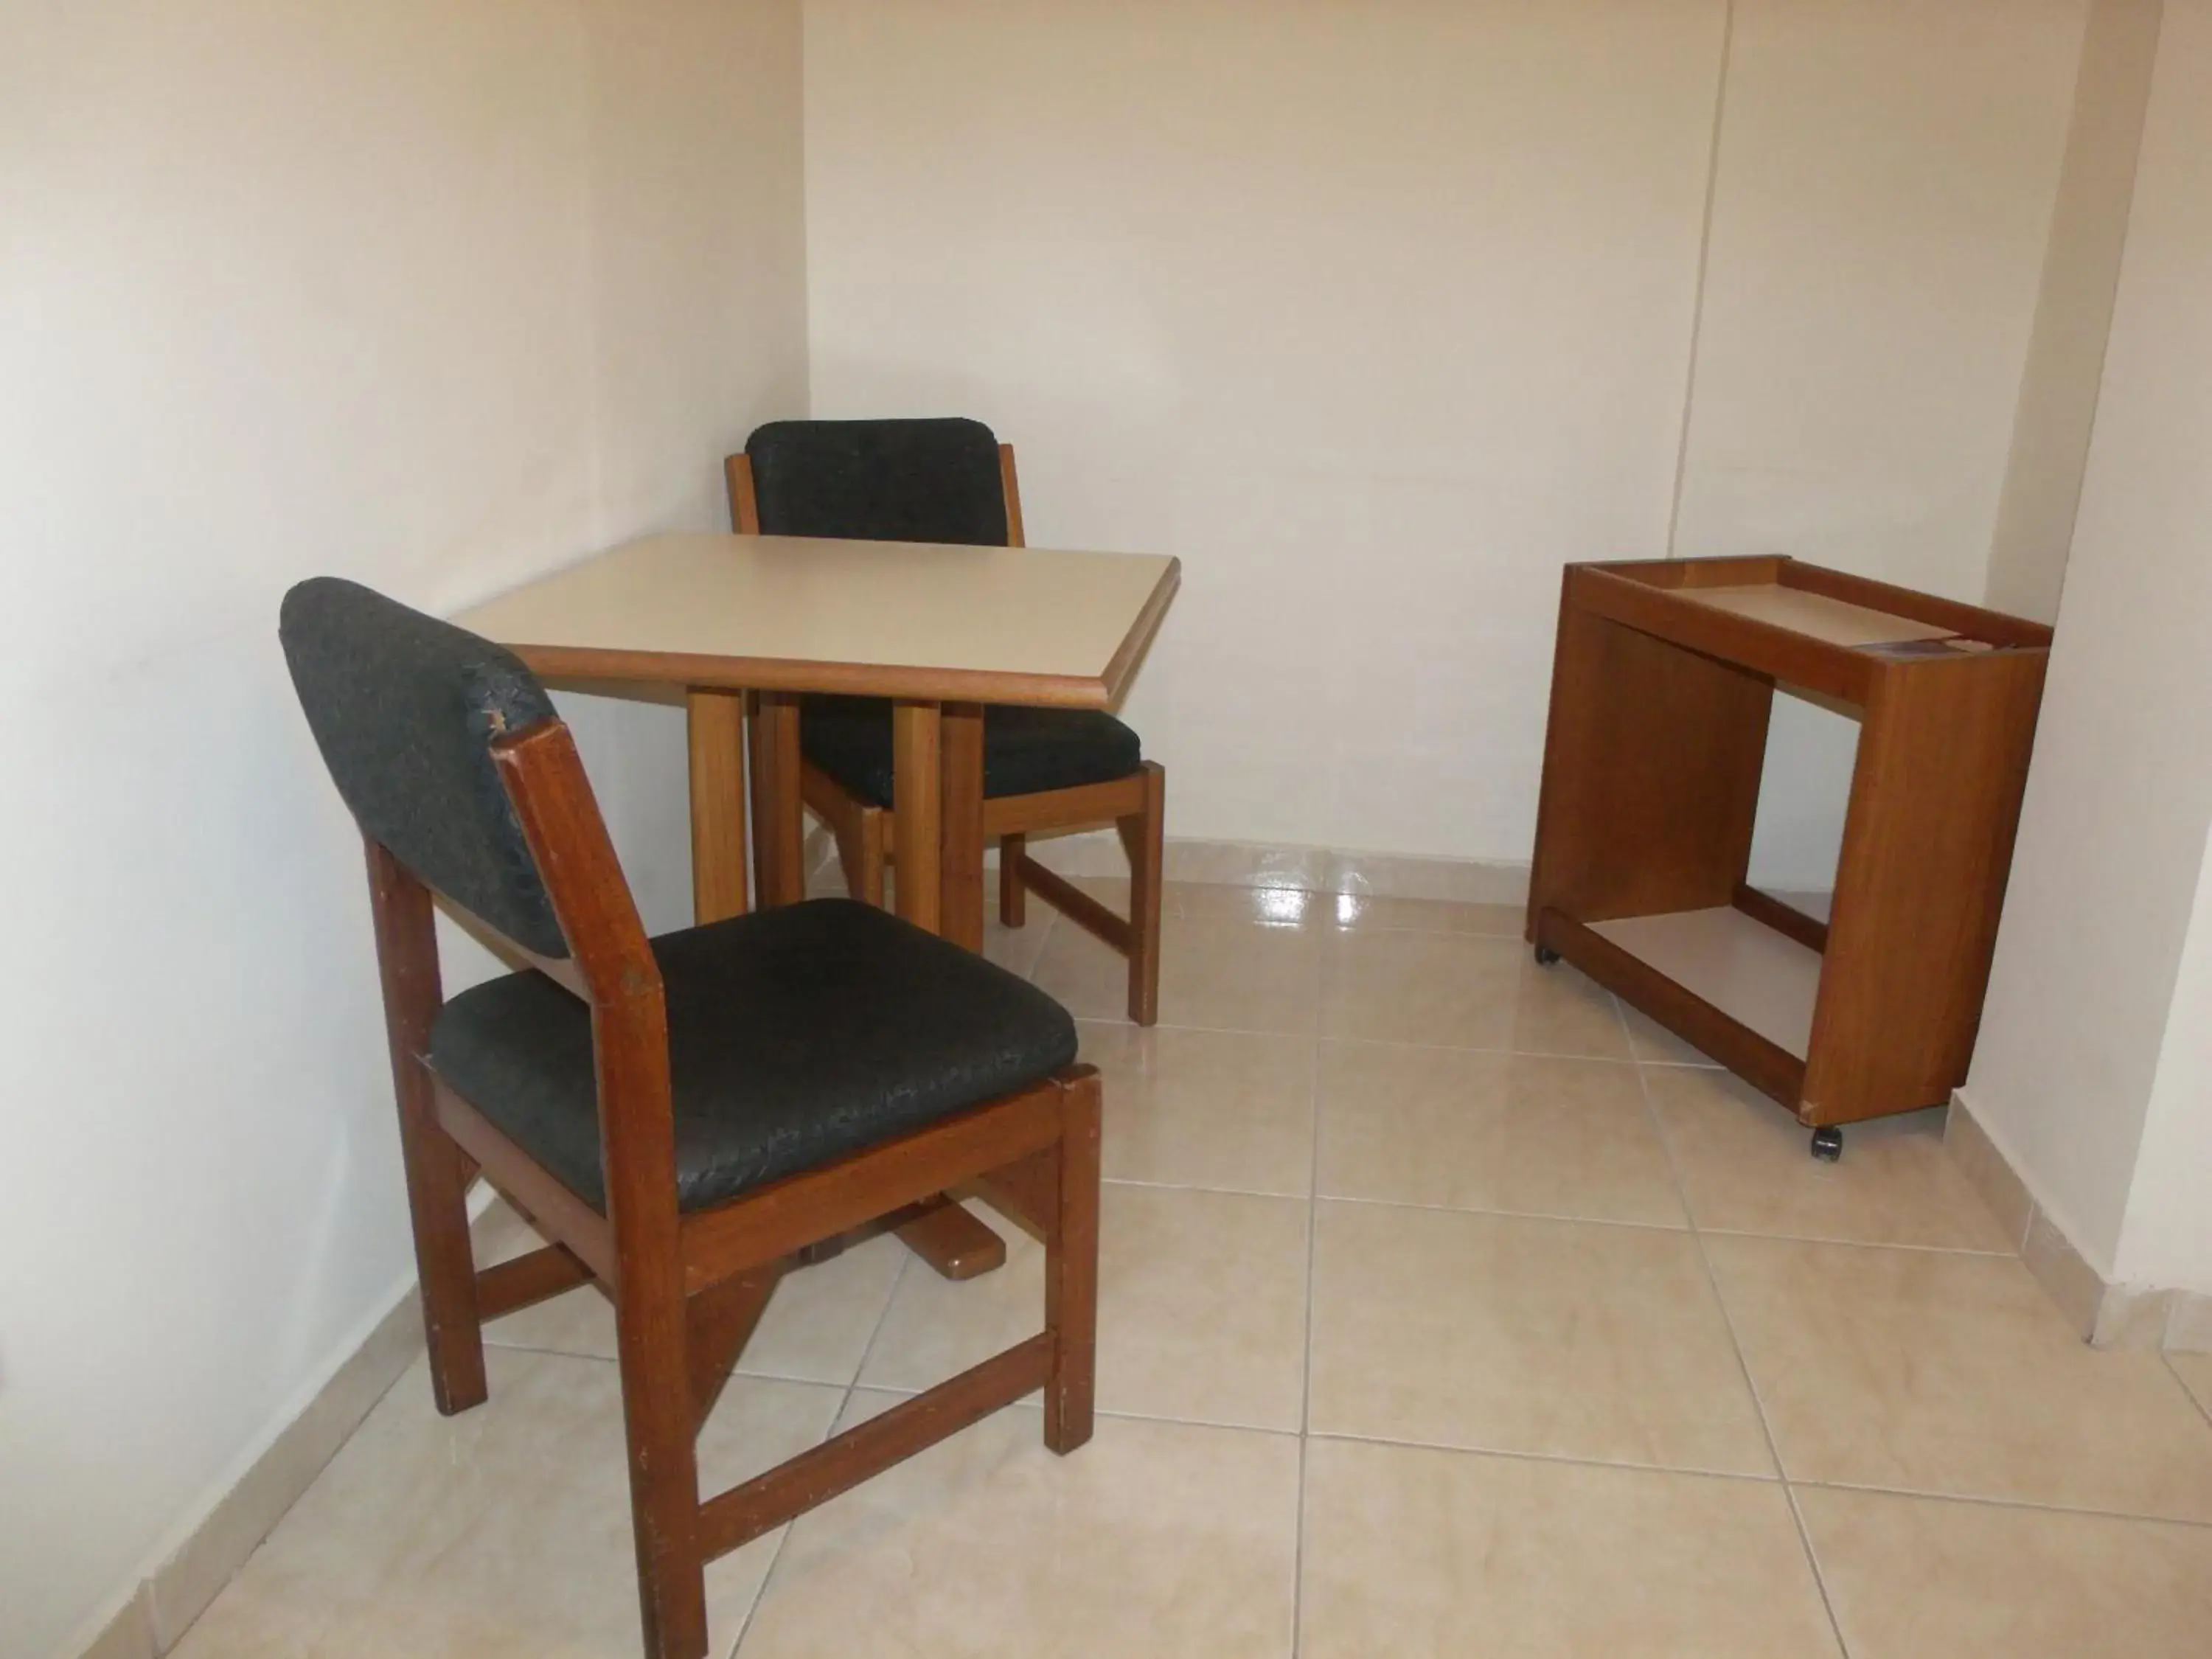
[745,417,1009,546]
[279,576,570,959]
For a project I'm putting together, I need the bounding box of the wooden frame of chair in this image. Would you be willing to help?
[723,443,1166,1023]
[365,712,1100,1659]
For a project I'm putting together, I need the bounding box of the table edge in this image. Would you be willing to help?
[1098,556,1181,707]
[504,644,1111,709]
[502,554,1183,712]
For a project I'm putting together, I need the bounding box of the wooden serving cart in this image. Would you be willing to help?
[1526,555,2051,1160]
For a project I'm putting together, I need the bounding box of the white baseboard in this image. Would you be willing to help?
[1023,830,1533,907]
[1946,1090,2212,1352]
[69,1593,154,1659]
[808,824,1534,908]
[810,823,1533,908]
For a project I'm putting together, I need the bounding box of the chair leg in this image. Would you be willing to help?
[855,808,888,907]
[999,832,1027,928]
[616,1279,709,1659]
[1115,762,1166,1026]
[406,1102,490,1416]
[1045,1071,1102,1455]
[366,842,487,1416]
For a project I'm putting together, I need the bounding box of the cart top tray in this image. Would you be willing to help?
[1672,585,1959,649]
[1568,555,2051,706]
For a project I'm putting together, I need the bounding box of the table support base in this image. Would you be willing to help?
[894,1198,1008,1281]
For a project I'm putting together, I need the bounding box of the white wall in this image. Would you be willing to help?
[1677,0,2087,597]
[1964,0,2212,1281]
[1677,0,2089,890]
[1984,0,2163,627]
[2123,824,2212,1287]
[804,0,1729,863]
[0,4,806,1655]
[802,0,2088,883]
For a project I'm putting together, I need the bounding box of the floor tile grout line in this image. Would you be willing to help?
[1307,1426,1784,1485]
[1099,1174,1314,1203]
[470,1252,2212,1534]
[1670,1228,2017,1259]
[1623,1032,1856,1658]
[1068,1005,1670,1071]
[1288,928,1326,1659]
[2166,1352,2212,1435]
[986,903,1057,986]
[837,1247,911,1427]
[1065,1010,1654,1062]
[476,1334,931,1395]
[1267,1183,2008,1259]
[481,1338,621,1365]
[1786,1474,2212,1532]
[1781,1479,1853,1658]
[1601,985,1636,1057]
[681,1374,2212,1534]
[1307,1192,1693,1234]
[1086,1085,2002,1256]
[726,1245,913,1658]
[1020,907,1059,984]
[799,1384,1312,1441]
[481,1206,2010,1315]
[1315,1032,1656,1065]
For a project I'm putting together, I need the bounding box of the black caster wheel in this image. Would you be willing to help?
[1809,1126,1844,1163]
[1534,944,1561,967]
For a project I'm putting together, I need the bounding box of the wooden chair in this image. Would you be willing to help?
[279,577,1100,1659]
[726,417,1166,1024]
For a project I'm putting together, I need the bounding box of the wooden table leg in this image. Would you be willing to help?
[891,700,943,933]
[686,689,750,925]
[888,698,1006,1281]
[747,690,805,907]
[941,701,987,953]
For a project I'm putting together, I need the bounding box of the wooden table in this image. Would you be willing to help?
[458,530,1180,1270]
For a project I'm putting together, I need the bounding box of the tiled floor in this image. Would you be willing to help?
[174,881,2212,1658]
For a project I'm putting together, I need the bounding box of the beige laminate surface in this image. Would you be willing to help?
[455,533,1181,707]
[1590,906,1822,1060]
[1677,584,1958,649]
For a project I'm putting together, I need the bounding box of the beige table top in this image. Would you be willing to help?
[456,533,1180,708]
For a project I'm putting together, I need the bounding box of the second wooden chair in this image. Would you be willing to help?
[726,417,1166,1023]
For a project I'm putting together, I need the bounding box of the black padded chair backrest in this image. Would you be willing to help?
[279,576,571,960]
[745,417,1009,546]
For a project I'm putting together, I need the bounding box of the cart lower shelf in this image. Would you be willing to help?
[1587,906,1820,1060]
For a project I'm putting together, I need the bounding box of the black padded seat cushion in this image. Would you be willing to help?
[803,696,1142,807]
[428,899,1078,1214]
[745,418,1008,546]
